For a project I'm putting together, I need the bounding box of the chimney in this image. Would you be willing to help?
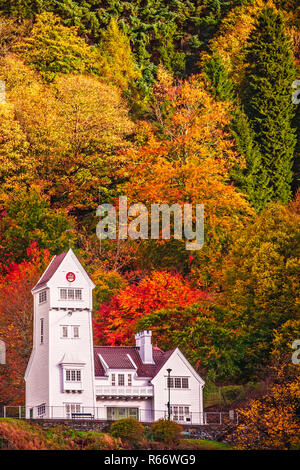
[135,330,154,364]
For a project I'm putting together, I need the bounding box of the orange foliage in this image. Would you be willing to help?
[93,270,207,345]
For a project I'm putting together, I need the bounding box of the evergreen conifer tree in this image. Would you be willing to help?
[243,7,297,204]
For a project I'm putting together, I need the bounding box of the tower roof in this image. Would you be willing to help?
[32,251,68,291]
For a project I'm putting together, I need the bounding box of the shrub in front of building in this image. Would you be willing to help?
[150,419,183,445]
[109,418,145,446]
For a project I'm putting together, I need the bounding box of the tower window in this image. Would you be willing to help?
[62,326,68,338]
[60,288,82,300]
[73,326,79,338]
[39,290,47,304]
[40,318,44,344]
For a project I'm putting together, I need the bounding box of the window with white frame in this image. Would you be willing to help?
[128,374,132,386]
[73,326,79,338]
[170,405,190,422]
[39,290,47,304]
[167,377,189,389]
[40,318,44,344]
[60,288,82,300]
[61,325,68,338]
[38,403,46,416]
[65,369,81,382]
[118,374,125,386]
[61,325,80,338]
[111,374,116,386]
[65,403,81,418]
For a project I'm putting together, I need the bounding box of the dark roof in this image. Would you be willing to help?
[94,346,175,379]
[33,252,67,290]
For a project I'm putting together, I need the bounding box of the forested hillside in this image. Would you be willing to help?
[0,1,299,441]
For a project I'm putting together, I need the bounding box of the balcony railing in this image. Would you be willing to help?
[95,385,154,398]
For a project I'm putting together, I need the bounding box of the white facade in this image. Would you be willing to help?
[25,249,205,424]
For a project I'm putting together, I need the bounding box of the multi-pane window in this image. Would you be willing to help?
[60,288,82,300]
[65,403,81,419]
[40,318,44,344]
[118,374,125,386]
[128,374,132,386]
[111,374,116,386]
[66,369,81,382]
[38,403,46,416]
[39,290,47,304]
[166,377,189,389]
[170,405,190,422]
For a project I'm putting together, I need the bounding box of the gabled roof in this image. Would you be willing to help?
[32,251,67,291]
[94,346,176,379]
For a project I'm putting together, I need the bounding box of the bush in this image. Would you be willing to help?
[109,418,145,446]
[150,420,182,445]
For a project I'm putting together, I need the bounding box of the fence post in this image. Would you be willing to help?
[220,412,222,425]
[3,405,6,418]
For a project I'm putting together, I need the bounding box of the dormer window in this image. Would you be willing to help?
[60,288,82,300]
[39,290,47,304]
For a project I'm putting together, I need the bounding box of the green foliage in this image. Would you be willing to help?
[0,185,74,262]
[150,419,182,445]
[109,418,145,446]
[223,200,300,378]
[204,52,234,101]
[243,7,297,205]
[230,106,271,211]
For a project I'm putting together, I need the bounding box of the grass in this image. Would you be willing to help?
[180,438,233,450]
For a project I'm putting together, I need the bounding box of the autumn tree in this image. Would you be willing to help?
[221,197,300,378]
[93,271,207,345]
[14,12,102,81]
[120,74,253,285]
[231,364,300,449]
[98,18,142,97]
[0,245,51,404]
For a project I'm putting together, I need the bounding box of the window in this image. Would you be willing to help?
[128,374,132,386]
[111,374,116,386]
[62,326,68,338]
[182,378,189,389]
[60,288,82,300]
[66,369,81,382]
[65,403,81,419]
[60,289,67,300]
[73,326,79,338]
[175,378,181,388]
[39,290,47,304]
[118,374,125,386]
[166,377,189,389]
[38,403,46,416]
[40,318,44,344]
[170,405,190,422]
[75,289,82,300]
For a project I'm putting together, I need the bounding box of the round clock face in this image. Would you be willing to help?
[66,272,76,282]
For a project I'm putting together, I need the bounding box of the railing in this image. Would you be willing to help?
[95,385,154,397]
[1,405,238,425]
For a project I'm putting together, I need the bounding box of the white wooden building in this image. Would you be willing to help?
[25,249,205,423]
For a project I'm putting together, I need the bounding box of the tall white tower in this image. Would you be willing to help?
[25,249,96,419]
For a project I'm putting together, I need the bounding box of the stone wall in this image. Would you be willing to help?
[31,419,235,441]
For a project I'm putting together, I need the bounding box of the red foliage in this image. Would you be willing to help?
[0,243,51,404]
[93,270,207,345]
